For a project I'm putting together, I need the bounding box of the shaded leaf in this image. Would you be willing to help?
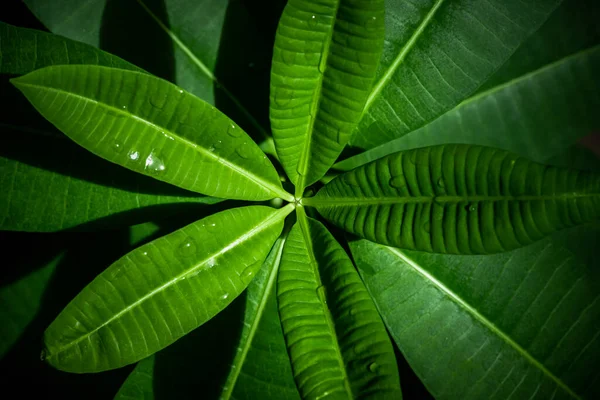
[43,204,293,372]
[308,145,600,254]
[351,0,561,150]
[114,356,155,400]
[11,65,292,201]
[270,0,385,192]
[350,222,600,399]
[278,211,401,399]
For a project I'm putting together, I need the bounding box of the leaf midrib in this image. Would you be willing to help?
[385,246,581,399]
[135,0,270,141]
[295,1,341,197]
[296,208,353,398]
[14,78,293,201]
[46,204,294,360]
[220,236,287,400]
[305,193,598,207]
[363,0,446,113]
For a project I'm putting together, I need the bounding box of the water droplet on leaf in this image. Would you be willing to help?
[423,220,431,233]
[227,124,243,138]
[207,257,217,268]
[178,239,197,258]
[275,85,293,106]
[365,16,378,31]
[316,285,327,305]
[389,176,405,189]
[437,177,445,189]
[205,222,218,232]
[144,151,166,173]
[220,293,229,301]
[343,173,360,187]
[128,151,140,161]
[282,50,296,66]
[369,362,380,373]
[40,350,46,362]
[149,92,167,109]
[112,142,123,153]
[308,15,318,28]
[236,143,253,159]
[465,203,477,212]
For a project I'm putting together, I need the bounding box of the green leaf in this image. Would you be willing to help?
[0,126,222,232]
[307,144,600,254]
[351,0,561,150]
[43,204,293,373]
[11,65,292,201]
[114,356,155,400]
[350,222,600,399]
[270,0,385,194]
[278,210,401,399]
[335,0,600,171]
[0,21,140,74]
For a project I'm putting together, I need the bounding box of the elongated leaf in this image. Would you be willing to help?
[278,211,401,399]
[270,0,385,193]
[351,0,561,150]
[308,144,600,254]
[43,204,293,373]
[0,21,140,74]
[335,0,600,171]
[350,222,600,399]
[114,356,155,400]
[11,65,292,201]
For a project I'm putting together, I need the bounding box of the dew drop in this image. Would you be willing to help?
[335,127,344,144]
[227,124,243,138]
[213,140,224,150]
[275,85,293,106]
[368,362,380,373]
[122,105,127,110]
[423,220,431,233]
[179,89,184,94]
[112,142,123,153]
[208,145,216,152]
[408,151,417,165]
[205,222,218,232]
[389,176,405,189]
[357,51,371,71]
[144,151,166,173]
[316,285,327,305]
[365,16,378,32]
[134,250,152,264]
[236,143,253,159]
[149,92,167,109]
[308,15,318,28]
[40,349,46,362]
[220,293,229,301]
[207,257,217,269]
[437,177,445,189]
[178,238,197,258]
[304,39,319,64]
[465,203,477,212]
[128,150,140,161]
[241,266,254,282]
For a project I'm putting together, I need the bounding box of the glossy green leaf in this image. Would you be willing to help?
[351,0,561,150]
[350,222,600,399]
[0,21,140,75]
[43,204,293,373]
[11,65,292,201]
[278,210,401,399]
[114,235,300,400]
[308,144,600,254]
[335,0,600,171]
[270,0,385,193]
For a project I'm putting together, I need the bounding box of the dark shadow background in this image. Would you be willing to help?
[0,0,432,398]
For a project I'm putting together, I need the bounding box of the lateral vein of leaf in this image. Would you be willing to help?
[457,45,600,109]
[363,0,446,113]
[305,193,598,207]
[15,80,292,201]
[221,236,287,400]
[47,204,294,359]
[135,0,270,141]
[295,0,341,197]
[385,246,581,400]
[296,208,353,397]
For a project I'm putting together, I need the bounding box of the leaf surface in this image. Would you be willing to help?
[270,0,385,193]
[335,0,600,171]
[350,222,600,399]
[11,65,292,201]
[43,204,293,372]
[308,144,600,254]
[278,210,401,399]
[351,0,561,150]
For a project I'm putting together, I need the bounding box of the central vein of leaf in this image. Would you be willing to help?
[46,204,294,360]
[295,2,341,198]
